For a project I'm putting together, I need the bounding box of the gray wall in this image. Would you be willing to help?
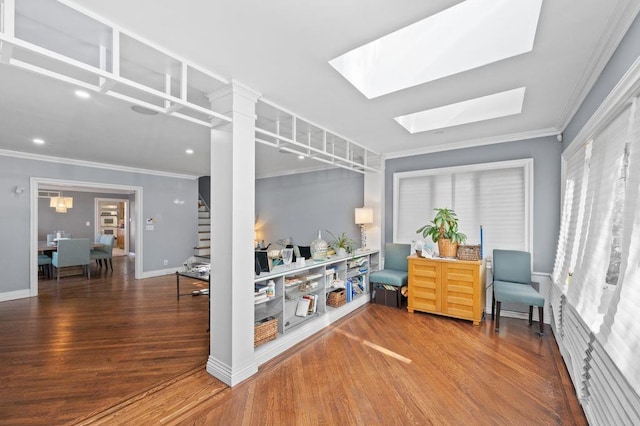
[255,168,364,249]
[38,191,130,241]
[385,136,562,273]
[1,155,198,294]
[564,12,640,146]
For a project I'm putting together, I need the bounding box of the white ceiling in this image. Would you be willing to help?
[0,0,638,178]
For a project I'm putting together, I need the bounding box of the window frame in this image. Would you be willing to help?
[392,158,533,257]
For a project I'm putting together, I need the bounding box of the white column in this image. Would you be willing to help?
[364,157,385,251]
[206,81,260,386]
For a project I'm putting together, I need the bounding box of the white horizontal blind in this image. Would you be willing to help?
[569,106,631,332]
[552,145,586,291]
[394,174,451,244]
[393,160,530,257]
[598,98,640,395]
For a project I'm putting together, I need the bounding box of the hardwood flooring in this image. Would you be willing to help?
[0,258,586,425]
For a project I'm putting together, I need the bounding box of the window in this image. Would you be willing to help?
[567,104,633,332]
[393,159,532,260]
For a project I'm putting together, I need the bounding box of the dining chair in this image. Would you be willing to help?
[52,238,91,281]
[38,254,53,279]
[91,234,115,270]
[492,249,544,334]
[369,243,412,308]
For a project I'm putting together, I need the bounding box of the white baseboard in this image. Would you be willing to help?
[0,289,32,302]
[140,267,182,279]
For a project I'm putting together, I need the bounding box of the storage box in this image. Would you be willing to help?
[375,285,399,307]
[254,317,278,347]
[457,245,481,261]
[327,289,346,308]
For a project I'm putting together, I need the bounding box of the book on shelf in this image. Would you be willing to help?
[305,273,324,281]
[302,294,318,314]
[295,298,311,317]
[254,293,269,304]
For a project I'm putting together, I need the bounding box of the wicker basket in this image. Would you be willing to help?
[457,245,481,261]
[327,289,346,308]
[254,317,278,347]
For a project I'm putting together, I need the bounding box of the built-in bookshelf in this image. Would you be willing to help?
[253,249,379,356]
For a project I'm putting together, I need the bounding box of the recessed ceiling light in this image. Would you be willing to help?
[74,90,90,99]
[33,138,45,145]
[298,155,305,160]
[131,105,159,115]
[185,149,194,154]
[329,0,542,99]
[395,87,526,134]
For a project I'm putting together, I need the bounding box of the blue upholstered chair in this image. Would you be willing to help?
[52,238,91,281]
[91,234,115,270]
[492,249,544,334]
[369,243,412,308]
[38,254,52,279]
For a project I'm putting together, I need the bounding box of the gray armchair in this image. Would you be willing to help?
[492,249,544,334]
[369,243,412,308]
[91,234,115,270]
[52,238,91,281]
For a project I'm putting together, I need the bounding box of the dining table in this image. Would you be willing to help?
[38,241,104,253]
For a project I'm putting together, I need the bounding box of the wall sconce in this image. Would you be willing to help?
[354,207,373,249]
[50,195,73,213]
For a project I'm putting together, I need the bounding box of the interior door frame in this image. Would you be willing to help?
[95,197,130,254]
[30,177,144,297]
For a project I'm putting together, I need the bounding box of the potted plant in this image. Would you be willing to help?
[325,230,356,256]
[416,207,467,258]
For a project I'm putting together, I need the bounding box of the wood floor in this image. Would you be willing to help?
[0,257,587,425]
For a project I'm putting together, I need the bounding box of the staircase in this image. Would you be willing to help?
[194,201,211,262]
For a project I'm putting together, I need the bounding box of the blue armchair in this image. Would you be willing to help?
[492,249,544,334]
[91,234,115,270]
[369,243,412,308]
[52,238,91,281]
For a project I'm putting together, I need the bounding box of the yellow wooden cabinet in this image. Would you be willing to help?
[407,255,486,325]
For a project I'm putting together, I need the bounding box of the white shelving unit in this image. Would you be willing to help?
[253,249,379,363]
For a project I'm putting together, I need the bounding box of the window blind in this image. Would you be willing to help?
[552,145,586,291]
[597,98,640,395]
[393,160,530,257]
[568,105,631,332]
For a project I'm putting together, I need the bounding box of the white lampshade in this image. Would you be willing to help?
[50,196,73,212]
[354,207,373,225]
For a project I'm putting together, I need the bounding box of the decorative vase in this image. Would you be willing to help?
[310,230,329,261]
[438,238,458,258]
[337,247,347,257]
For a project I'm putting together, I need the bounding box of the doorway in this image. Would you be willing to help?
[30,177,144,297]
[95,198,130,255]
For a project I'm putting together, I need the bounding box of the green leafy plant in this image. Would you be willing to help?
[416,207,467,244]
[325,230,356,253]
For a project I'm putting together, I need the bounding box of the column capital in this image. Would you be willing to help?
[208,80,261,110]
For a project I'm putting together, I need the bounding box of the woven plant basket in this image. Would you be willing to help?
[254,317,278,347]
[438,238,458,258]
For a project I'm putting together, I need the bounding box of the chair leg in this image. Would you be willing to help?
[528,306,533,326]
[495,301,501,332]
[538,306,544,335]
[491,289,495,320]
[109,259,113,270]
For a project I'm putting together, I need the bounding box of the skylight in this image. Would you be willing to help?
[329,0,542,99]
[394,87,526,134]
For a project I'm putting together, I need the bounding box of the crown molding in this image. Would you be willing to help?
[554,0,640,131]
[564,54,640,160]
[0,149,199,180]
[384,127,559,160]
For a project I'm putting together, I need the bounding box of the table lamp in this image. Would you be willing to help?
[354,207,373,249]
